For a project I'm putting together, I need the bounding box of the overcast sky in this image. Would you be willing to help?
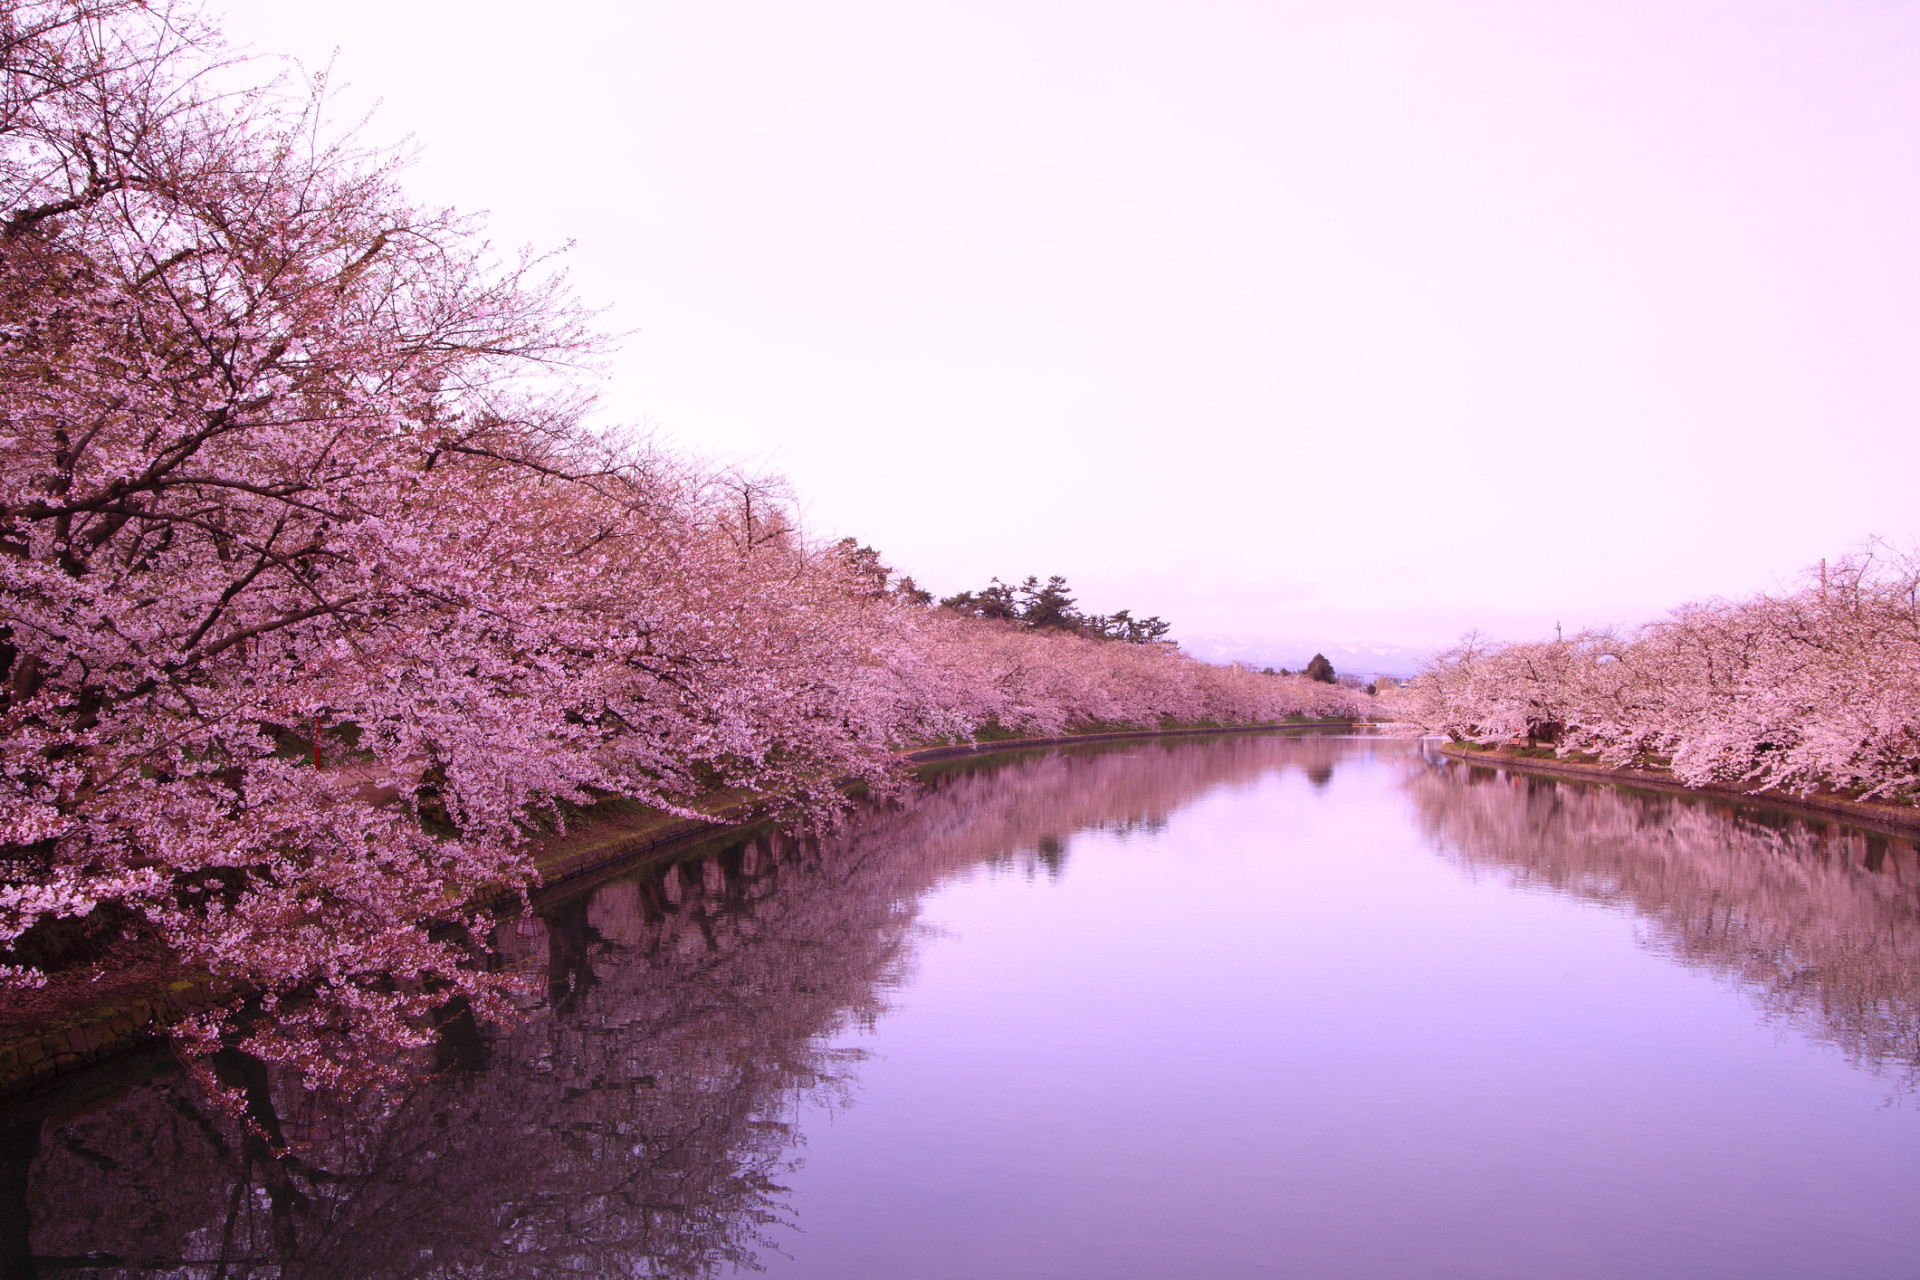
[216,0,1920,648]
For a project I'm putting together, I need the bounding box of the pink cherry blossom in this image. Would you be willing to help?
[0,2,1373,1090]
[1391,547,1920,804]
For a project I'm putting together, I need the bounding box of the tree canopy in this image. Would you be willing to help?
[0,0,1364,1093]
[939,575,1173,644]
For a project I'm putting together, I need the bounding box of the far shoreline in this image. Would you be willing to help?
[1434,742,1920,837]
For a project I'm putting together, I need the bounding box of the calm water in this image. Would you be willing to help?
[9,734,1920,1278]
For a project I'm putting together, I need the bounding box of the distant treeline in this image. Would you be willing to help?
[936,574,1172,644]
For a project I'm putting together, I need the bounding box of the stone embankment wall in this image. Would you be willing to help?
[0,981,221,1100]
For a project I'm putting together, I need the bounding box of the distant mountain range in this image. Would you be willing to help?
[1175,635,1437,679]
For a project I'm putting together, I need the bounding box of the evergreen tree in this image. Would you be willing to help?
[1018,575,1080,631]
[940,577,1021,620]
[939,573,1171,644]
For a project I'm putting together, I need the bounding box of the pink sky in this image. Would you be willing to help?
[218,0,1920,648]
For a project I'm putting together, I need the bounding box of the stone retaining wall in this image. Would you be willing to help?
[0,981,220,1102]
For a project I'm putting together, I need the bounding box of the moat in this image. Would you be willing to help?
[6,733,1919,1278]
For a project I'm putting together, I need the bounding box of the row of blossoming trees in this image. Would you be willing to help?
[1390,551,1920,805]
[0,3,1367,1086]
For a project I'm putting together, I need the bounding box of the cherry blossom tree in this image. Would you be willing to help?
[0,1,1372,1089]
[0,1,906,1085]
[1392,548,1920,805]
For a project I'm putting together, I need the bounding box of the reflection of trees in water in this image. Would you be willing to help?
[1406,759,1920,1086]
[909,734,1361,885]
[21,734,1351,1277]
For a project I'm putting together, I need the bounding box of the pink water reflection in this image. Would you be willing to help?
[16,735,1920,1278]
[760,740,1920,1279]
